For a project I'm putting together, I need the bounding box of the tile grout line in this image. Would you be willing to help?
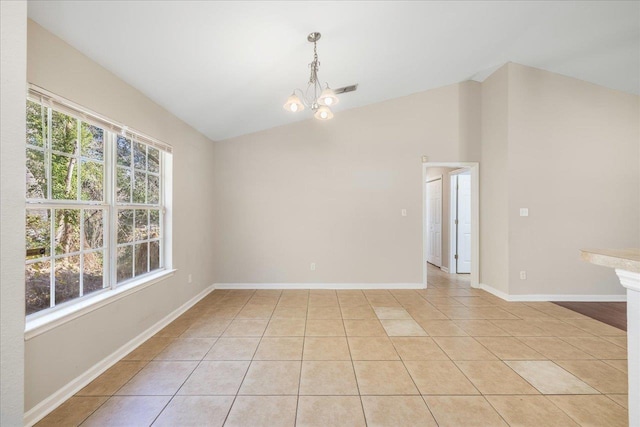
[389,290,450,425]
[336,290,368,427]
[81,316,203,425]
[74,357,154,425]
[150,293,243,426]
[293,289,309,427]
[210,289,259,427]
[149,290,238,426]
[81,290,234,426]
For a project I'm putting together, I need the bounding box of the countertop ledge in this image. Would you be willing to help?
[581,248,640,274]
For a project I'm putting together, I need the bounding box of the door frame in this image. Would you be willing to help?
[422,162,479,288]
[425,175,443,268]
[449,169,471,274]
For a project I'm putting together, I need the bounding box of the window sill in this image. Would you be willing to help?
[25,269,177,341]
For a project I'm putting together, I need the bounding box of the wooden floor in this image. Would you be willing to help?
[554,302,627,331]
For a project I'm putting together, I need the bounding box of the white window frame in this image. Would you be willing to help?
[25,85,174,338]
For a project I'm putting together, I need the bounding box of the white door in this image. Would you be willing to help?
[426,178,442,267]
[456,173,472,273]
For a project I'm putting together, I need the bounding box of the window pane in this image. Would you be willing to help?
[80,123,104,160]
[26,148,47,199]
[117,167,132,203]
[134,141,147,170]
[83,250,104,295]
[26,100,45,147]
[52,153,78,200]
[117,245,133,282]
[26,209,51,260]
[149,240,160,271]
[54,209,80,254]
[80,160,103,201]
[135,209,148,240]
[55,255,80,305]
[118,209,134,244]
[51,110,78,154]
[135,242,148,276]
[149,209,160,239]
[148,174,159,204]
[133,171,146,203]
[83,209,104,249]
[117,136,131,167]
[26,261,51,315]
[148,147,160,173]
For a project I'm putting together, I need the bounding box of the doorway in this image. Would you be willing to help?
[451,170,471,274]
[426,176,443,267]
[422,162,479,288]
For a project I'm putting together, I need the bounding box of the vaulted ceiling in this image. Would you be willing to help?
[28,1,640,141]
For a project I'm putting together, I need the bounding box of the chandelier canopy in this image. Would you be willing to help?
[283,32,340,121]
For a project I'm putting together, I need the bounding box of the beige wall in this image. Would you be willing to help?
[212,83,480,284]
[459,81,482,162]
[1,2,27,424]
[506,63,639,296]
[425,167,458,271]
[212,64,638,296]
[25,21,217,411]
[480,65,511,294]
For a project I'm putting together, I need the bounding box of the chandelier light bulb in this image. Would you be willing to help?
[314,105,334,120]
[283,93,304,113]
[318,86,339,107]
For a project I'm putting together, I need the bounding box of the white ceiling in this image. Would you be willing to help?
[28,1,640,141]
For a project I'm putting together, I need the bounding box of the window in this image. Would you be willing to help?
[25,88,172,317]
[115,136,163,283]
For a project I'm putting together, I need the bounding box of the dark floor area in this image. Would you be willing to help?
[554,301,627,331]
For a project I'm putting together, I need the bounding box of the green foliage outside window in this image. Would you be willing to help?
[25,98,164,316]
[25,101,106,315]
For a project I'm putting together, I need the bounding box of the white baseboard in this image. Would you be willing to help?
[478,283,511,300]
[24,284,215,427]
[214,283,426,290]
[510,294,627,302]
[478,283,627,302]
[440,266,449,273]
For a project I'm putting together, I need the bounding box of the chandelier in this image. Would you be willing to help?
[283,32,341,120]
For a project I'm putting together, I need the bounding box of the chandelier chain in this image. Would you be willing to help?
[309,40,320,85]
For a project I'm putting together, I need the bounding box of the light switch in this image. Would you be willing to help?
[401,209,407,217]
[519,208,529,217]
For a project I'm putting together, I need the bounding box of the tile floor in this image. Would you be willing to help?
[37,266,629,426]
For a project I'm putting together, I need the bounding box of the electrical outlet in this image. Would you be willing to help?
[520,271,527,280]
[520,208,529,217]
[188,274,193,283]
[401,209,407,217]
[310,263,316,271]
